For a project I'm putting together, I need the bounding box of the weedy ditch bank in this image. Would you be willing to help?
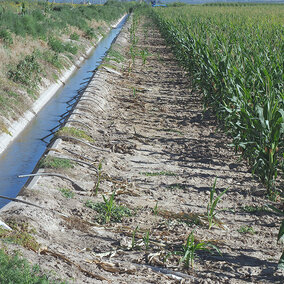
[0,10,283,284]
[0,13,127,156]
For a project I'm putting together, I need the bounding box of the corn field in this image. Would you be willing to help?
[151,5,284,193]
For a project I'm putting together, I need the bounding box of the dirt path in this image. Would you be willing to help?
[0,16,283,283]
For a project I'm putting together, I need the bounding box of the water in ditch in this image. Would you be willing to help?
[0,15,128,208]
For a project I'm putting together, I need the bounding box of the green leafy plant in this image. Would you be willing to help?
[207,178,228,229]
[143,230,150,250]
[140,48,151,65]
[56,127,94,143]
[92,160,103,196]
[70,32,79,41]
[0,249,64,284]
[0,29,13,46]
[58,187,74,199]
[39,156,74,169]
[237,225,255,235]
[153,202,159,216]
[85,193,131,224]
[175,231,221,268]
[7,54,42,88]
[131,226,139,250]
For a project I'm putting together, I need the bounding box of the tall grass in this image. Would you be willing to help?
[152,5,284,192]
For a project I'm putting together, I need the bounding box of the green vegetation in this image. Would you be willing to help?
[8,53,42,89]
[58,187,74,199]
[39,156,74,169]
[85,192,132,224]
[56,126,94,143]
[0,0,137,132]
[207,178,228,229]
[152,5,284,193]
[0,222,39,252]
[106,48,125,63]
[242,205,271,214]
[238,226,255,235]
[174,231,221,268]
[0,249,63,284]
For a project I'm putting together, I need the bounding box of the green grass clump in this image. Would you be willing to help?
[85,198,132,224]
[0,29,13,46]
[70,32,79,41]
[242,205,271,214]
[56,127,94,143]
[0,249,58,284]
[58,187,74,199]
[0,223,39,252]
[238,226,255,235]
[39,156,74,169]
[48,37,77,55]
[7,54,42,88]
[106,48,125,63]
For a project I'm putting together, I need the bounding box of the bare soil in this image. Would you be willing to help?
[0,16,283,284]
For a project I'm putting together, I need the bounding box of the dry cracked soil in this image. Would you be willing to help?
[0,15,283,284]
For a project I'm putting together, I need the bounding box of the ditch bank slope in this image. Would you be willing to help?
[0,16,283,283]
[0,14,126,156]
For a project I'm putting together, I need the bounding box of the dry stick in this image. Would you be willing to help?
[67,119,92,130]
[40,249,109,282]
[57,135,110,153]
[18,173,86,191]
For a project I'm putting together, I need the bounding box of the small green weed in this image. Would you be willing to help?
[0,29,13,46]
[237,225,255,235]
[0,222,39,252]
[242,205,271,214]
[84,27,96,39]
[0,249,64,284]
[85,193,131,224]
[39,156,74,169]
[106,48,125,63]
[153,202,159,216]
[70,32,79,41]
[56,127,94,143]
[58,187,74,199]
[48,37,77,54]
[8,54,42,88]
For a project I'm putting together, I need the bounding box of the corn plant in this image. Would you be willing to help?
[131,226,139,250]
[207,178,228,229]
[91,160,103,196]
[175,231,221,268]
[140,48,151,65]
[143,230,150,250]
[102,191,116,224]
[151,5,284,192]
